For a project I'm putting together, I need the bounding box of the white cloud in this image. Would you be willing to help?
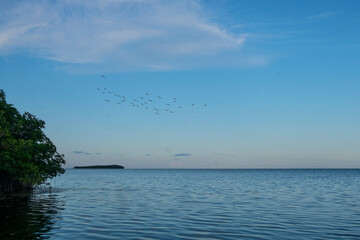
[0,0,265,71]
[308,12,334,21]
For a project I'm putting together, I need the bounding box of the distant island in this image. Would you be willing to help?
[74,165,124,169]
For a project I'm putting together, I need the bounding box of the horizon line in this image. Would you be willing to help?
[65,167,360,170]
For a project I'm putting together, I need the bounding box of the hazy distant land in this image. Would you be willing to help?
[74,165,124,169]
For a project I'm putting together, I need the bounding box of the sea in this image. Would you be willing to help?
[1,169,360,239]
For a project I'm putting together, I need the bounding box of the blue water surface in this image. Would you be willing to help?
[1,169,360,239]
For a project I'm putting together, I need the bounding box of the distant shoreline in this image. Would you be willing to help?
[69,167,360,170]
[74,165,124,169]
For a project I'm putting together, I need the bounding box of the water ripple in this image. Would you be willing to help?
[1,169,360,239]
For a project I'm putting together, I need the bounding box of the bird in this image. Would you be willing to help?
[154,108,159,111]
[146,93,149,96]
[105,100,110,102]
[117,102,121,105]
[148,99,153,102]
[192,104,195,106]
[101,75,105,78]
[96,88,101,91]
[178,106,182,109]
[204,104,207,107]
[170,111,174,114]
[155,112,159,115]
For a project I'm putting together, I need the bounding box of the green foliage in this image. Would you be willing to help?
[0,89,65,192]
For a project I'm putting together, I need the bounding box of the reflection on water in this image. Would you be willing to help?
[1,169,360,239]
[0,189,63,240]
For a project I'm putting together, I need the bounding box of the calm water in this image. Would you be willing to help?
[1,169,360,239]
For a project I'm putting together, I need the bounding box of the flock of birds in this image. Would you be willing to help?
[97,77,207,115]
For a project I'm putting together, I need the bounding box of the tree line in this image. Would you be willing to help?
[0,90,65,193]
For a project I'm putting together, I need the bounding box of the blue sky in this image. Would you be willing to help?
[1,0,359,168]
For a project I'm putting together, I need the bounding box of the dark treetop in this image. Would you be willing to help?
[0,89,66,193]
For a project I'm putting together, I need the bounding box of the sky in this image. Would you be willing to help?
[0,0,360,168]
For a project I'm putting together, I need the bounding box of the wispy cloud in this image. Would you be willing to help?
[0,0,265,71]
[213,152,236,158]
[72,151,91,155]
[308,12,334,21]
[174,153,191,157]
